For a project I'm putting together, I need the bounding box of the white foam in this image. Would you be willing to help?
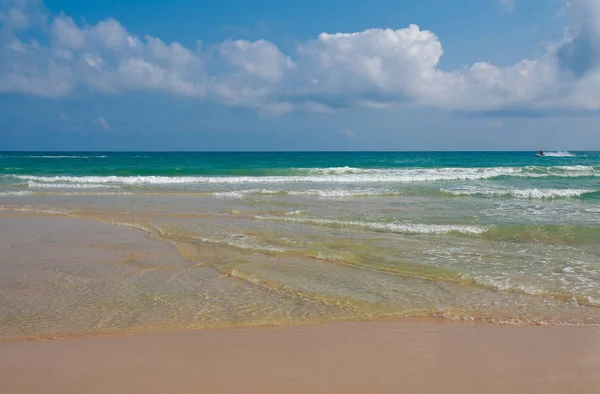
[285,210,305,216]
[54,192,135,196]
[223,188,395,197]
[305,166,365,174]
[18,155,107,159]
[587,296,600,305]
[26,181,119,189]
[288,188,393,197]
[12,167,600,185]
[556,165,593,171]
[200,236,287,252]
[255,216,487,235]
[467,275,547,295]
[442,188,595,199]
[211,191,247,199]
[211,189,284,198]
[0,191,33,196]
[9,165,599,187]
[542,151,575,157]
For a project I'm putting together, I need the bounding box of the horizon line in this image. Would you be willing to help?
[0,150,592,153]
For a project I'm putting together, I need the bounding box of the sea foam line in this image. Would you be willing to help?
[441,188,596,199]
[255,216,487,235]
[211,188,400,198]
[0,191,34,196]
[26,181,120,189]
[7,155,108,159]
[10,165,600,185]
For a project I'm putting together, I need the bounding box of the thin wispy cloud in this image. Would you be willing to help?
[500,0,516,12]
[94,117,112,131]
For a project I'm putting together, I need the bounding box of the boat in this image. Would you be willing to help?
[534,151,545,157]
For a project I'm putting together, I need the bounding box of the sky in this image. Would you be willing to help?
[0,0,599,151]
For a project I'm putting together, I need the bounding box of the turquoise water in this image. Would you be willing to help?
[2,151,600,203]
[1,151,600,330]
[2,150,600,175]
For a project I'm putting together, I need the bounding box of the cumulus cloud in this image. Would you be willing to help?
[211,39,294,111]
[2,0,600,115]
[1,4,207,98]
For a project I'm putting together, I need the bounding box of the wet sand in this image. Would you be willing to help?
[1,213,600,393]
[1,320,600,394]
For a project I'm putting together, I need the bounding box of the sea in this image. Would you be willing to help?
[1,151,600,335]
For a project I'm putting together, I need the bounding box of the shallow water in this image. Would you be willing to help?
[1,151,600,334]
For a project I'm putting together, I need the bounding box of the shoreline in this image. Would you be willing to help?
[1,207,600,392]
[2,319,599,394]
[0,315,541,344]
[1,210,600,343]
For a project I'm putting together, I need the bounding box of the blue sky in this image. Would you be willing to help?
[1,0,599,151]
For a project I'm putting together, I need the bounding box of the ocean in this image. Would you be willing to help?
[1,151,600,335]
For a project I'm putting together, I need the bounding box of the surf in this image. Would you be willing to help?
[7,165,600,187]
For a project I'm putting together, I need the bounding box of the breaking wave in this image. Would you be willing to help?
[8,155,108,159]
[8,165,600,186]
[441,188,597,199]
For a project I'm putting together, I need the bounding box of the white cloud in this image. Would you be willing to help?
[1,4,207,98]
[51,14,85,49]
[2,0,600,115]
[218,39,293,83]
[292,25,443,107]
[0,0,46,35]
[210,39,294,110]
[94,116,111,131]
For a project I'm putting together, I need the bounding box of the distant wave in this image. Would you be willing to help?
[542,151,575,157]
[5,155,107,159]
[255,216,487,235]
[441,187,597,199]
[9,165,600,186]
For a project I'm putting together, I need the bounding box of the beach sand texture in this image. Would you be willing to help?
[1,213,600,393]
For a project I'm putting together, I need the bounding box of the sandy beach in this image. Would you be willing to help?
[2,320,600,394]
[1,213,600,393]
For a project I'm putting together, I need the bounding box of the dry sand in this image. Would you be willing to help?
[1,320,599,394]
